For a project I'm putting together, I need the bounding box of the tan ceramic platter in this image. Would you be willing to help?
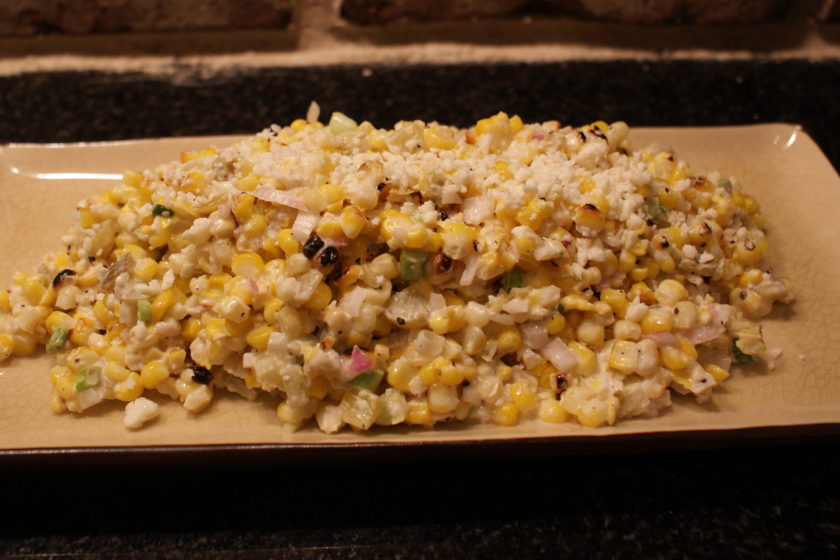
[1,124,839,462]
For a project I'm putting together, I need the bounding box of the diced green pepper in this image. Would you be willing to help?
[137,299,153,323]
[46,327,68,353]
[348,370,384,393]
[501,268,523,292]
[151,203,174,217]
[732,338,756,364]
[399,250,428,281]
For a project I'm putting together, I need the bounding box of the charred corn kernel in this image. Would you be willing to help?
[576,317,604,347]
[705,363,730,383]
[734,238,767,266]
[609,340,639,374]
[508,381,538,413]
[538,399,569,423]
[406,399,432,425]
[660,346,691,370]
[546,313,567,335]
[104,362,132,383]
[0,334,12,361]
[516,197,552,230]
[509,115,524,135]
[496,325,522,353]
[115,373,144,401]
[232,194,255,222]
[491,402,519,426]
[601,289,628,316]
[387,359,415,393]
[231,251,265,279]
[304,282,332,311]
[641,308,674,333]
[316,220,343,239]
[568,341,596,376]
[140,360,169,389]
[339,206,366,239]
[655,278,687,306]
[236,173,259,192]
[277,229,300,255]
[246,325,273,351]
[423,126,457,150]
[575,202,605,232]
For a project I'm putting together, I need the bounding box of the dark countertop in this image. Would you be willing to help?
[1,59,839,559]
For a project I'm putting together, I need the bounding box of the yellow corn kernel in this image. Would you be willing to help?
[404,222,429,250]
[423,231,443,253]
[178,317,201,343]
[320,182,345,205]
[423,126,457,150]
[476,112,510,136]
[236,173,260,192]
[658,187,680,209]
[428,309,452,335]
[546,313,567,335]
[568,341,596,376]
[387,360,416,393]
[738,268,764,287]
[45,311,74,333]
[140,360,169,389]
[21,277,46,305]
[609,340,639,374]
[508,380,538,413]
[0,290,10,313]
[655,278,687,306]
[439,221,476,252]
[576,401,608,428]
[515,197,552,231]
[232,194,255,223]
[496,325,522,353]
[123,170,143,188]
[576,317,605,347]
[246,325,274,351]
[600,289,628,316]
[491,402,519,426]
[477,250,505,280]
[538,399,569,423]
[260,297,282,324]
[406,399,432,425]
[51,366,77,399]
[115,372,144,401]
[509,115,524,135]
[104,362,132,383]
[304,282,332,311]
[231,251,265,279]
[336,264,361,289]
[658,255,676,273]
[148,225,170,250]
[440,363,465,386]
[705,363,730,383]
[277,228,300,255]
[734,238,767,267]
[78,207,96,229]
[133,257,159,282]
[339,206,366,239]
[660,346,691,370]
[678,336,698,359]
[151,290,175,323]
[289,118,307,132]
[561,294,594,312]
[641,308,674,333]
[0,333,12,361]
[419,357,448,385]
[495,364,513,382]
[316,220,343,239]
[68,318,92,347]
[628,282,656,305]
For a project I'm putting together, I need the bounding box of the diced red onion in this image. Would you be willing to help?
[521,321,549,349]
[709,303,732,325]
[253,186,308,211]
[539,337,577,373]
[684,323,722,345]
[643,331,679,347]
[532,132,545,141]
[346,345,373,376]
[291,211,319,242]
[247,279,259,296]
[217,204,232,218]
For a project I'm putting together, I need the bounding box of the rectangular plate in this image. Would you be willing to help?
[1,124,839,463]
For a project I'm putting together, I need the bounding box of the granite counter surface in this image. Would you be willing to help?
[1,59,838,559]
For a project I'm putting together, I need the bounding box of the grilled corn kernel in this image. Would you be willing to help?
[574,202,605,232]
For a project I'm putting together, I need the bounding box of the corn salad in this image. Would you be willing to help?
[0,108,793,431]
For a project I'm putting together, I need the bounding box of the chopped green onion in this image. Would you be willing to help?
[328,112,358,135]
[137,299,153,323]
[74,366,101,392]
[732,338,756,364]
[501,268,523,292]
[399,250,428,281]
[46,327,68,353]
[556,304,565,314]
[151,203,174,217]
[348,370,384,393]
[718,178,733,193]
[659,202,667,216]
